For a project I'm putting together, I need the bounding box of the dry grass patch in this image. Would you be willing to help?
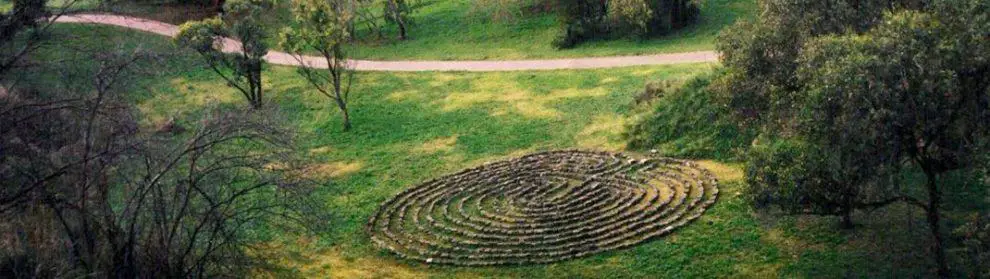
[299,161,364,180]
[577,114,628,150]
[441,78,607,119]
[412,135,459,154]
[253,238,429,279]
[309,146,334,155]
[695,160,744,182]
[599,77,621,84]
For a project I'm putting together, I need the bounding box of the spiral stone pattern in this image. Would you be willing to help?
[367,150,719,266]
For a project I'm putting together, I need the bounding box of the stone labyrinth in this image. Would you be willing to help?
[367,150,719,266]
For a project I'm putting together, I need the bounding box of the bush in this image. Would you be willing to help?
[554,0,700,49]
[744,138,809,209]
[552,0,607,49]
[624,71,754,160]
[633,79,670,104]
[608,0,654,37]
[956,213,990,278]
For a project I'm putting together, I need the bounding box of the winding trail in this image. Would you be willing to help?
[56,14,719,72]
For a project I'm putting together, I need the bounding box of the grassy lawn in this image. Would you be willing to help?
[39,0,757,60]
[15,24,953,278]
[335,0,758,60]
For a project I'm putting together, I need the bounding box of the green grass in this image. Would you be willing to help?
[16,24,962,278]
[624,71,756,160]
[47,0,756,60]
[334,0,757,60]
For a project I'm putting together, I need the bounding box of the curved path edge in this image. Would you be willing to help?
[55,14,719,72]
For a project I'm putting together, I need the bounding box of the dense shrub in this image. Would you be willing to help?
[743,137,900,228]
[624,72,754,160]
[551,0,608,48]
[714,0,930,126]
[720,0,990,275]
[744,138,811,209]
[956,213,990,277]
[553,0,699,49]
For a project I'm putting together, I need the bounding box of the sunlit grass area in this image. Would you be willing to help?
[13,24,952,278]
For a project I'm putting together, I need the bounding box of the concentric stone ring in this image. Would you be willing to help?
[366,150,718,266]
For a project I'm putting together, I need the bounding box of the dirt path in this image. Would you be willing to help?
[55,14,719,72]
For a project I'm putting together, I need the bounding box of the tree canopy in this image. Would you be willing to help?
[733,0,990,275]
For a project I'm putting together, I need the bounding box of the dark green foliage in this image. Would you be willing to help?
[383,0,411,40]
[745,138,807,210]
[714,0,930,126]
[796,6,990,274]
[744,137,899,228]
[956,213,990,277]
[553,0,700,49]
[625,72,754,160]
[551,0,607,49]
[729,0,990,275]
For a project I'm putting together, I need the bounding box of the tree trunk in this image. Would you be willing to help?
[341,106,351,131]
[840,209,854,229]
[250,68,263,109]
[333,88,351,131]
[837,183,855,229]
[397,20,407,41]
[334,98,351,131]
[925,171,949,277]
[389,0,408,40]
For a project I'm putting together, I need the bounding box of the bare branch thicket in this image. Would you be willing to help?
[0,46,325,278]
[0,0,86,80]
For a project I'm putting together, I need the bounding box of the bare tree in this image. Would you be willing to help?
[1,46,321,278]
[0,0,82,78]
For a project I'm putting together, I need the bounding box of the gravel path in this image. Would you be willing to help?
[56,14,719,72]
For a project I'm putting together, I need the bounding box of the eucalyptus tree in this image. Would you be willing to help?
[383,0,411,40]
[714,0,930,126]
[280,0,357,131]
[768,2,990,275]
[175,0,271,109]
